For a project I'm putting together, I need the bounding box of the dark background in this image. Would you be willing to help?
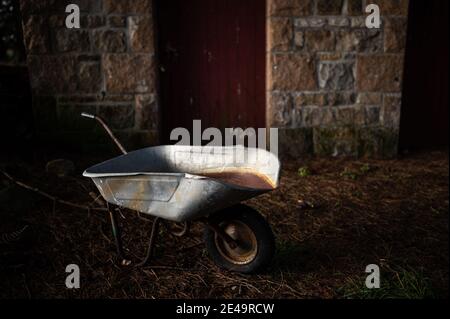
[399,0,449,150]
[0,0,33,155]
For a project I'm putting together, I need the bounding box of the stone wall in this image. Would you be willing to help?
[20,0,409,157]
[19,0,158,151]
[267,0,409,157]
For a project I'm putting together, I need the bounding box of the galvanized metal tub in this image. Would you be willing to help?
[83,145,280,222]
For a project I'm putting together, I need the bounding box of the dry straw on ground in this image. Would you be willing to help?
[0,151,448,298]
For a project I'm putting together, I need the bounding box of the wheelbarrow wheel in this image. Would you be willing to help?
[203,204,275,274]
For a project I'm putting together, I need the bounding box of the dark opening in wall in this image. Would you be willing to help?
[400,0,449,151]
[0,0,33,153]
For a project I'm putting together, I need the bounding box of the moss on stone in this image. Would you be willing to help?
[313,125,358,157]
[357,126,399,158]
[278,128,313,159]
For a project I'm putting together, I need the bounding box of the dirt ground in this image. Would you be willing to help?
[0,149,448,299]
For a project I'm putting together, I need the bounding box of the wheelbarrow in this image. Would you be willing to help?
[81,113,280,273]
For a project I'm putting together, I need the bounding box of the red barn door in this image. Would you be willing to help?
[157,0,266,144]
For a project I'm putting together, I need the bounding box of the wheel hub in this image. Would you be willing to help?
[214,220,258,265]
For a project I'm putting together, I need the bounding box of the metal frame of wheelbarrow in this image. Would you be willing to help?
[81,113,239,267]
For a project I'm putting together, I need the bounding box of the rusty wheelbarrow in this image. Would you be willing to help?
[81,113,280,273]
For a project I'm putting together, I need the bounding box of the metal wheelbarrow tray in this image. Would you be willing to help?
[82,113,280,273]
[83,145,280,223]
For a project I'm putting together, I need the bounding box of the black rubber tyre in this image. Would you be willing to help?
[203,204,275,274]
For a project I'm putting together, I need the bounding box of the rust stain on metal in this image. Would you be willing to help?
[198,168,276,190]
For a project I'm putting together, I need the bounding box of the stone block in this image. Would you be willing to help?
[48,15,65,28]
[313,126,359,157]
[98,104,135,130]
[357,93,382,105]
[268,92,294,127]
[347,0,363,15]
[81,15,106,28]
[129,16,155,53]
[54,29,90,52]
[55,0,102,13]
[77,54,101,62]
[103,54,156,93]
[294,92,328,107]
[269,54,316,91]
[269,0,314,16]
[135,94,159,130]
[93,30,127,53]
[300,106,357,128]
[381,94,402,129]
[366,0,409,16]
[104,0,152,14]
[350,17,366,28]
[268,18,293,52]
[19,0,56,15]
[327,92,357,106]
[294,31,304,48]
[22,15,50,53]
[336,29,382,53]
[354,105,381,125]
[27,55,79,94]
[77,62,102,93]
[21,0,101,14]
[318,62,355,90]
[384,18,408,53]
[357,54,404,92]
[317,0,344,15]
[300,106,335,127]
[108,16,127,27]
[278,128,313,158]
[358,127,399,158]
[334,106,356,125]
[305,30,335,51]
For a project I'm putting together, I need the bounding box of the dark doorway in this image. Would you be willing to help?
[156,0,266,144]
[0,0,33,154]
[399,0,449,150]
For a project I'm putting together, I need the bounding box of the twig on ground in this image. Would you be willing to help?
[22,273,32,299]
[1,170,108,212]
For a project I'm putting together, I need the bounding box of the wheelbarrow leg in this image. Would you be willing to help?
[136,217,161,267]
[108,208,162,267]
[108,210,131,266]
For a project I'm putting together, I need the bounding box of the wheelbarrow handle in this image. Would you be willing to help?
[81,112,96,119]
[80,113,127,155]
